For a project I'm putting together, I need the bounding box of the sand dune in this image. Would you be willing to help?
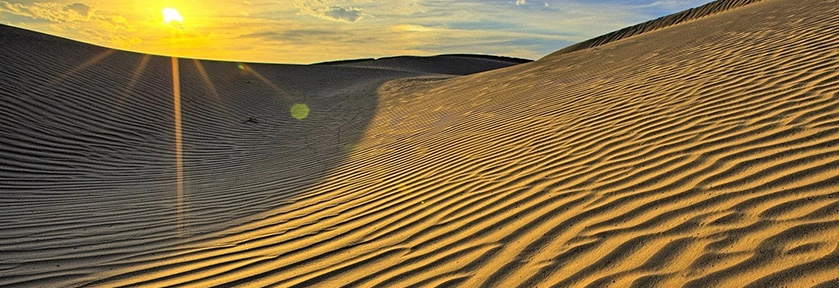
[0,24,521,286]
[315,55,532,76]
[2,0,839,286]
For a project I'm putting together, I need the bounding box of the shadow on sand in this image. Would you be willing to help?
[0,24,526,285]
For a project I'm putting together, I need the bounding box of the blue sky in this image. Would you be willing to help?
[0,0,713,63]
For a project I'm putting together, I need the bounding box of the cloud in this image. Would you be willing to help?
[516,0,527,5]
[322,6,363,22]
[65,3,92,19]
[294,0,365,22]
[80,28,141,46]
[0,1,135,47]
[239,29,350,44]
[0,1,130,30]
[0,1,93,22]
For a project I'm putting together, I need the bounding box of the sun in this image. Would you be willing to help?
[163,7,183,24]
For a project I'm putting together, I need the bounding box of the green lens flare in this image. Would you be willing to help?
[291,103,309,120]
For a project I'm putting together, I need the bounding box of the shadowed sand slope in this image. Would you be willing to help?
[0,25,522,286]
[3,0,839,286]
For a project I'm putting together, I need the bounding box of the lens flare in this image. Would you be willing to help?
[291,103,310,120]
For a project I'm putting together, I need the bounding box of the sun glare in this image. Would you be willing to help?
[163,8,183,24]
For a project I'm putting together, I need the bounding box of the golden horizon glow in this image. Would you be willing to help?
[163,8,183,24]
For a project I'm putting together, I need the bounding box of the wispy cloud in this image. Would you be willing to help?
[294,0,365,22]
[0,1,138,47]
[1,1,87,22]
[0,1,123,27]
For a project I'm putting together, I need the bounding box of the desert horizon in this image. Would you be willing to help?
[2,0,839,287]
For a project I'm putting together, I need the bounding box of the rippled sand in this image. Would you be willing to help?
[2,0,839,286]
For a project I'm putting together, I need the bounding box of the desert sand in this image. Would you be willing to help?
[2,0,839,286]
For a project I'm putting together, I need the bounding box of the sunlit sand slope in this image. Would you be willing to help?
[4,0,839,286]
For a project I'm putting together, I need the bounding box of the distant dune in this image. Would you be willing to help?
[2,0,839,286]
[315,54,532,76]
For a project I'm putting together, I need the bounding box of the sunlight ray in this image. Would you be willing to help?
[115,54,152,112]
[171,57,184,238]
[127,55,152,92]
[45,49,115,89]
[238,63,295,102]
[192,59,233,116]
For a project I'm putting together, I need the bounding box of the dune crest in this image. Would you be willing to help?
[3,0,839,286]
[549,0,764,57]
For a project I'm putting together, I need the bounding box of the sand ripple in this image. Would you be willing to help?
[2,0,839,286]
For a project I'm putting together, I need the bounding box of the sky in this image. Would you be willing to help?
[0,0,713,64]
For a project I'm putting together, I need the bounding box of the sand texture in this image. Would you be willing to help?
[2,0,839,286]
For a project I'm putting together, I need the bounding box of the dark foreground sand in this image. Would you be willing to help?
[2,0,839,286]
